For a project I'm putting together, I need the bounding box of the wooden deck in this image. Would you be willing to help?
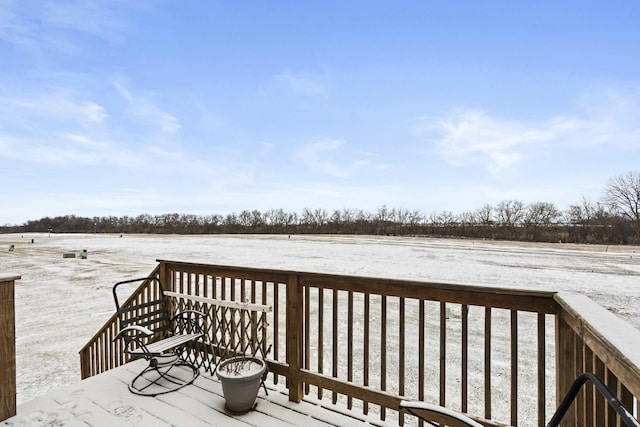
[2,359,396,427]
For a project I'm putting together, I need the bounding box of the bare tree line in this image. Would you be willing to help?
[4,171,640,245]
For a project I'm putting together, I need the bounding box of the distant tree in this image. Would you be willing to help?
[407,210,423,226]
[250,210,264,228]
[437,210,457,227]
[523,202,560,241]
[525,202,560,226]
[496,200,525,227]
[426,211,439,226]
[340,208,357,224]
[238,210,252,227]
[604,171,640,236]
[475,204,494,225]
[301,208,314,226]
[459,211,476,225]
[224,213,239,232]
[375,205,391,223]
[312,208,329,227]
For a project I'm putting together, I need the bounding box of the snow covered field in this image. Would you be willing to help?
[2,232,640,410]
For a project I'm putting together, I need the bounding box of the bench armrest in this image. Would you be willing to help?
[113,325,156,357]
[115,325,154,338]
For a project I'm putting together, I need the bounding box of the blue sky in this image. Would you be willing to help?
[1,1,639,225]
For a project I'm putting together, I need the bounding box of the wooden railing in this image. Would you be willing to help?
[555,293,640,426]
[1,275,21,422]
[79,260,640,427]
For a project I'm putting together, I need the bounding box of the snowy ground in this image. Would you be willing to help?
[2,232,639,412]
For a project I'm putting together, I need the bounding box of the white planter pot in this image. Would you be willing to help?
[216,356,267,413]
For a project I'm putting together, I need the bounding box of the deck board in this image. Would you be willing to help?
[3,360,396,426]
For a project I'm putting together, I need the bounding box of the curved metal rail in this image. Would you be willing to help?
[547,373,640,427]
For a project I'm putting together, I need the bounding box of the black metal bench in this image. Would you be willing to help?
[113,277,205,396]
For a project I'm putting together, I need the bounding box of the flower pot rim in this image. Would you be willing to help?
[215,356,267,382]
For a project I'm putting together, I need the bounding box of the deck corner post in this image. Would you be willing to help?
[158,261,171,292]
[556,307,578,426]
[0,276,20,422]
[79,347,91,380]
[286,273,304,402]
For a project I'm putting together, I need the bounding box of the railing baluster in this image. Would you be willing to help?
[462,304,469,414]
[583,344,594,425]
[304,283,310,395]
[399,297,405,426]
[348,291,354,410]
[273,280,279,384]
[440,301,446,407]
[107,324,113,371]
[620,384,634,427]
[318,287,324,399]
[511,309,518,426]
[485,306,492,421]
[381,294,387,421]
[606,368,618,427]
[363,293,370,415]
[262,280,269,381]
[538,312,546,427]
[241,280,247,350]
[595,356,606,427]
[332,289,338,405]
[418,299,425,427]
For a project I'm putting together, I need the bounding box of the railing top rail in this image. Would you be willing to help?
[158,259,558,313]
[555,291,640,396]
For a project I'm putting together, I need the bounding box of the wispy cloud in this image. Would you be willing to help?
[3,90,108,123]
[258,140,275,155]
[276,67,330,96]
[0,0,130,55]
[114,80,181,134]
[419,108,575,174]
[418,87,640,175]
[41,0,127,41]
[296,138,377,179]
[63,132,108,148]
[0,89,112,166]
[574,85,640,147]
[0,3,34,51]
[298,139,348,178]
[0,85,179,169]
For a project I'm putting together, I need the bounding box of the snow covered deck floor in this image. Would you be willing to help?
[3,359,391,427]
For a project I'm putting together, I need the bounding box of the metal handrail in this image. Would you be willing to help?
[547,373,640,427]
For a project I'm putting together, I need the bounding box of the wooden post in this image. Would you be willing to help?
[286,274,303,402]
[79,346,92,380]
[158,261,170,292]
[1,275,20,422]
[556,309,577,426]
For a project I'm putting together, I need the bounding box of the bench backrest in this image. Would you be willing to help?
[164,291,272,373]
[113,277,172,337]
